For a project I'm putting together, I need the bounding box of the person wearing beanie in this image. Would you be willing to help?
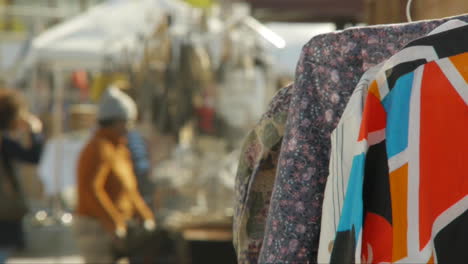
[74,87,155,263]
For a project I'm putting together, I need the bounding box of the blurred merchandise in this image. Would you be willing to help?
[38,104,96,210]
[90,73,129,101]
[153,138,238,230]
[4,1,287,263]
[38,133,89,206]
[184,0,214,8]
[71,71,89,99]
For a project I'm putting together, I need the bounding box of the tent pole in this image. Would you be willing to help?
[51,65,64,221]
[29,64,38,113]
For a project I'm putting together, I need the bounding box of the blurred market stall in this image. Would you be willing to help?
[12,0,291,262]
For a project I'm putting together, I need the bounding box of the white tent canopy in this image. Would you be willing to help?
[22,0,175,208]
[23,0,166,70]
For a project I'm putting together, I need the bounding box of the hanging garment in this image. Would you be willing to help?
[331,23,468,264]
[258,14,468,263]
[318,64,381,263]
[319,19,468,263]
[233,84,294,264]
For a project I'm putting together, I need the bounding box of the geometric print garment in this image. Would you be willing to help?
[326,20,468,264]
[318,63,381,264]
[331,25,468,264]
[260,14,468,264]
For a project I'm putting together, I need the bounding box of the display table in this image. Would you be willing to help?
[180,226,237,264]
[182,227,233,242]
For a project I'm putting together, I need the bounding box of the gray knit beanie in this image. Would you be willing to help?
[98,86,137,121]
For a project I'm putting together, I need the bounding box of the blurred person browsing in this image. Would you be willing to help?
[74,87,155,264]
[0,88,44,251]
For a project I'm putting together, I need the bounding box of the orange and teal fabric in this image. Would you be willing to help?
[332,24,468,264]
[318,21,468,263]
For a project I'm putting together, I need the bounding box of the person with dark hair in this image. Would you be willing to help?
[0,88,43,251]
[74,87,155,263]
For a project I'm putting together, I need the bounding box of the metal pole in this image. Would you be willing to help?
[3,0,14,31]
[51,65,64,220]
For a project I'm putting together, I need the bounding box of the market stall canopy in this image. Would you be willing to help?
[242,0,364,23]
[21,0,166,71]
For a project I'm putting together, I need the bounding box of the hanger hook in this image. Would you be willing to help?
[406,0,413,22]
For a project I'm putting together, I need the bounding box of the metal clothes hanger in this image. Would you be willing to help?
[406,0,414,22]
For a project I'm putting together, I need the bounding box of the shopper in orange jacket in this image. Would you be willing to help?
[74,86,155,263]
